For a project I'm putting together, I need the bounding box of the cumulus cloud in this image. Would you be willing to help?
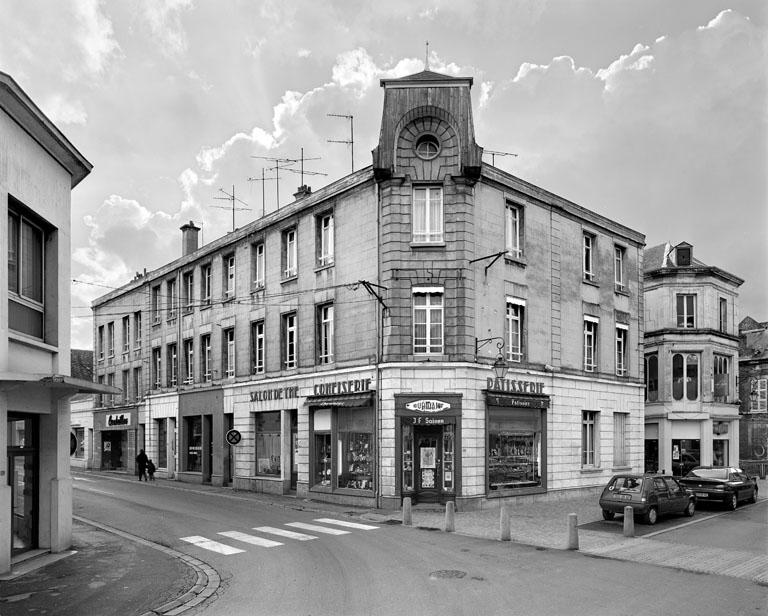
[43,94,88,125]
[140,0,193,56]
[72,0,121,76]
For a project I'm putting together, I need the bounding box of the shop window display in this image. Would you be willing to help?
[186,416,202,472]
[338,408,373,490]
[488,408,541,490]
[255,411,281,476]
[402,424,414,492]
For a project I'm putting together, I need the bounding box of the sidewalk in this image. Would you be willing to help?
[1,472,765,616]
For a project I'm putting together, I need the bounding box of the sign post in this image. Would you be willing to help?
[226,429,241,487]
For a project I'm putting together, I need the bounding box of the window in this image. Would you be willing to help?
[133,367,142,401]
[107,373,115,406]
[583,232,595,281]
[488,408,542,490]
[104,322,114,358]
[676,246,691,266]
[317,213,334,267]
[183,339,194,384]
[201,334,212,382]
[8,201,47,339]
[719,298,728,333]
[252,242,265,289]
[750,378,767,413]
[672,353,699,401]
[412,186,443,243]
[122,369,129,404]
[614,245,625,291]
[613,413,628,467]
[224,254,235,299]
[186,416,202,472]
[676,294,696,328]
[713,354,730,403]
[122,316,130,354]
[311,406,374,491]
[415,134,440,160]
[255,411,281,476]
[282,228,297,278]
[251,320,265,374]
[317,303,334,364]
[200,263,211,305]
[583,317,598,372]
[615,325,628,377]
[645,354,658,402]
[98,325,105,360]
[152,347,162,389]
[413,288,443,355]
[97,375,104,407]
[505,203,523,258]
[133,311,142,351]
[182,271,194,312]
[166,278,177,320]
[157,418,167,468]
[582,410,599,467]
[224,328,235,378]
[73,427,85,459]
[151,285,161,324]
[505,298,524,363]
[167,343,178,387]
[282,312,297,369]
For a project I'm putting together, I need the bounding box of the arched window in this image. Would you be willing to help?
[415,134,440,160]
[645,354,658,402]
[672,353,698,401]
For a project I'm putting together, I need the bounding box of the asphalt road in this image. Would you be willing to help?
[74,476,768,616]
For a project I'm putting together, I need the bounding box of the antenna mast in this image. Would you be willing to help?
[483,149,518,167]
[210,185,251,232]
[247,168,277,218]
[327,113,354,173]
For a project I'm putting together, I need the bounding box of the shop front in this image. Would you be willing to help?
[396,393,461,505]
[7,414,38,556]
[94,409,138,472]
[485,379,548,498]
[178,387,224,486]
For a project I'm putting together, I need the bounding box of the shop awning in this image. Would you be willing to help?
[306,392,374,408]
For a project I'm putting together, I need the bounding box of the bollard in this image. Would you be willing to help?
[500,506,511,542]
[566,513,579,550]
[444,501,455,533]
[402,497,412,526]
[623,506,635,537]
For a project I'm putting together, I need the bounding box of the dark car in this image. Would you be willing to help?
[599,474,696,525]
[678,467,758,510]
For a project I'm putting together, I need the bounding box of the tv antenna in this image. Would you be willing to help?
[253,150,326,208]
[484,149,518,166]
[247,168,278,218]
[328,113,354,173]
[210,185,250,232]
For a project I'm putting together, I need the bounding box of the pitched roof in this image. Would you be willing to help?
[380,69,473,87]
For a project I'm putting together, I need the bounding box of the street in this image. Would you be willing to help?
[71,474,768,616]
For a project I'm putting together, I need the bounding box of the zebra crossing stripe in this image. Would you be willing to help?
[314,518,379,530]
[253,526,317,541]
[180,536,246,555]
[218,531,283,547]
[285,522,350,535]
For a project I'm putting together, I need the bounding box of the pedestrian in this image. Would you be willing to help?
[146,458,156,481]
[136,449,148,481]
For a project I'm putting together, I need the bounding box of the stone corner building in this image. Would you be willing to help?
[91,70,645,510]
[0,71,115,573]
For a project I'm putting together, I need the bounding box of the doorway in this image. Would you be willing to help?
[290,410,298,490]
[7,415,38,556]
[415,428,441,503]
[101,431,125,470]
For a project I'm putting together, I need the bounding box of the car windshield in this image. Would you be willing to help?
[688,468,727,479]
[608,476,643,492]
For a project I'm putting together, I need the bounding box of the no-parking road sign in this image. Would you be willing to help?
[226,429,242,446]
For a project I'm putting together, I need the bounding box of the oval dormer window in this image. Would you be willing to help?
[415,134,440,160]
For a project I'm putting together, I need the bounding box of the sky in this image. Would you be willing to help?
[1,1,766,350]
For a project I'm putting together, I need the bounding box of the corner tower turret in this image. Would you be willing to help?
[372,70,483,182]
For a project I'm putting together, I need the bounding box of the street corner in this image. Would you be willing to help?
[0,521,197,616]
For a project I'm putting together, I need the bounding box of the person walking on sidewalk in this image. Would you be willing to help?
[136,449,148,481]
[146,458,156,481]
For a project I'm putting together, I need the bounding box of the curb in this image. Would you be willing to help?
[73,515,220,616]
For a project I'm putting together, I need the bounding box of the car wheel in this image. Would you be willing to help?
[644,506,658,525]
[750,488,758,504]
[602,509,615,521]
[727,493,738,510]
[684,499,695,517]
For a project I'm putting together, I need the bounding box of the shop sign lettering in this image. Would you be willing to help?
[313,378,372,396]
[107,413,130,427]
[405,399,450,413]
[411,416,446,425]
[250,386,299,402]
[487,377,544,395]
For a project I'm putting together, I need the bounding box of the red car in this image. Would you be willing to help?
[678,467,758,510]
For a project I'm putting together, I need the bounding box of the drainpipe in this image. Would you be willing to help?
[375,180,383,509]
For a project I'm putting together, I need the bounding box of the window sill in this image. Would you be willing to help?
[166,318,177,324]
[410,354,448,362]
[505,255,527,268]
[281,275,298,284]
[200,303,211,311]
[580,467,603,474]
[582,278,600,288]
[222,296,235,304]
[250,285,265,294]
[614,287,629,297]
[314,263,334,274]
[410,241,445,250]
[611,466,632,472]
[151,320,161,327]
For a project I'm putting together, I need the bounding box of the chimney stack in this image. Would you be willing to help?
[180,221,200,256]
[293,185,312,200]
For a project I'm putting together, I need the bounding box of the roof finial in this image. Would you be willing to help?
[425,40,430,70]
